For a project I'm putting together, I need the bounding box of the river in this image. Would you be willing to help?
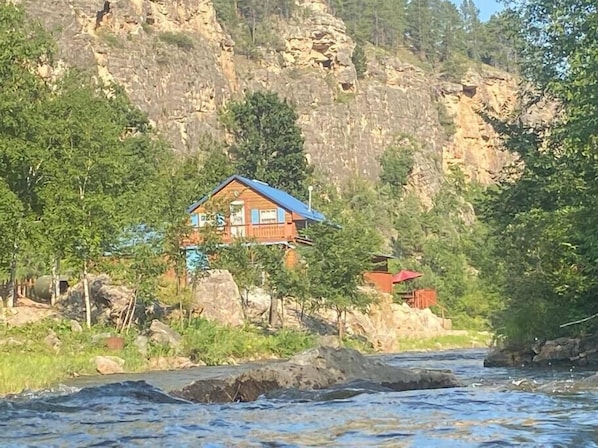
[1,349,597,447]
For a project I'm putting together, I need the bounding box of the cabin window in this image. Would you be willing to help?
[215,213,225,229]
[191,213,208,228]
[198,214,208,227]
[259,209,277,224]
[191,213,218,228]
[191,214,208,228]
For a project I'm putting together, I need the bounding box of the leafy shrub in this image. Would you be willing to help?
[158,32,195,50]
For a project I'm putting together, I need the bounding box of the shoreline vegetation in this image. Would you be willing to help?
[0,318,491,396]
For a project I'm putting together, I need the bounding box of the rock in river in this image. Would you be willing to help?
[171,347,461,403]
[484,333,598,368]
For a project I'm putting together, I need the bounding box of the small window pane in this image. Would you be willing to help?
[259,209,277,224]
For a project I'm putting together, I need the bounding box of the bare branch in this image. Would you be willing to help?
[560,312,598,328]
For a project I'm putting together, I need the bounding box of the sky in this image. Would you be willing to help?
[450,0,504,22]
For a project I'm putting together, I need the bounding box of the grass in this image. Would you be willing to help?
[0,318,320,395]
[98,30,124,49]
[169,319,318,365]
[397,331,493,352]
[0,320,147,395]
[157,32,195,51]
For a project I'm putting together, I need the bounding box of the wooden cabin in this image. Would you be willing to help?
[183,175,393,294]
[185,175,325,246]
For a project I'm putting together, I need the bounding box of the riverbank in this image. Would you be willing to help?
[0,319,492,396]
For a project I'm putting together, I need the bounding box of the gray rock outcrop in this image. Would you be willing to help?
[171,346,461,403]
[191,270,245,327]
[58,275,168,326]
[485,333,598,367]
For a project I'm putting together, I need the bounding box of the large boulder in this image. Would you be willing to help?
[58,275,168,326]
[485,333,598,367]
[191,270,245,327]
[171,346,461,403]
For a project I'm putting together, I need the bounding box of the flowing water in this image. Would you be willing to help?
[2,349,598,447]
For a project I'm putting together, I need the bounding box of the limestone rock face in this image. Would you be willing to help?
[192,270,245,327]
[22,0,236,154]
[171,346,461,403]
[19,0,535,201]
[277,0,356,91]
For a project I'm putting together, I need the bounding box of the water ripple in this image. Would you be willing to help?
[3,349,598,447]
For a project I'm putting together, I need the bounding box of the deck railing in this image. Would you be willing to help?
[185,223,294,245]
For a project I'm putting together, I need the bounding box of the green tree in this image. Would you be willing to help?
[406,0,437,59]
[478,11,522,72]
[39,73,163,327]
[352,42,368,79]
[301,207,382,340]
[478,0,598,342]
[0,181,22,277]
[223,91,312,198]
[154,148,233,299]
[0,4,55,306]
[460,0,482,60]
[378,136,417,195]
[438,1,465,62]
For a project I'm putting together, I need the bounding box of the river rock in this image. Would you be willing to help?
[134,335,149,357]
[44,330,61,352]
[94,356,125,375]
[149,320,182,350]
[485,333,598,367]
[148,356,204,371]
[484,346,534,367]
[69,319,83,333]
[171,346,461,403]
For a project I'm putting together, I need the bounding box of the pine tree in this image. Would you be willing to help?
[460,0,482,60]
[406,0,436,59]
[223,91,312,199]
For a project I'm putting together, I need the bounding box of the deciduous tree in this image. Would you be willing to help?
[300,208,382,340]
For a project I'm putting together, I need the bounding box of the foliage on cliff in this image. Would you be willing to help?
[480,0,598,343]
[213,0,520,74]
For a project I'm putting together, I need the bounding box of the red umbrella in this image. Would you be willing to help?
[392,270,423,284]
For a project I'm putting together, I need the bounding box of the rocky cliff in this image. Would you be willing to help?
[22,0,521,195]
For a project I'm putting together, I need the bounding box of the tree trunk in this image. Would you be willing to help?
[300,299,306,325]
[51,257,60,306]
[337,308,345,342]
[269,295,280,328]
[6,240,18,308]
[83,259,91,328]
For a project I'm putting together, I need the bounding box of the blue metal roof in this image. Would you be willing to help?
[187,175,326,222]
